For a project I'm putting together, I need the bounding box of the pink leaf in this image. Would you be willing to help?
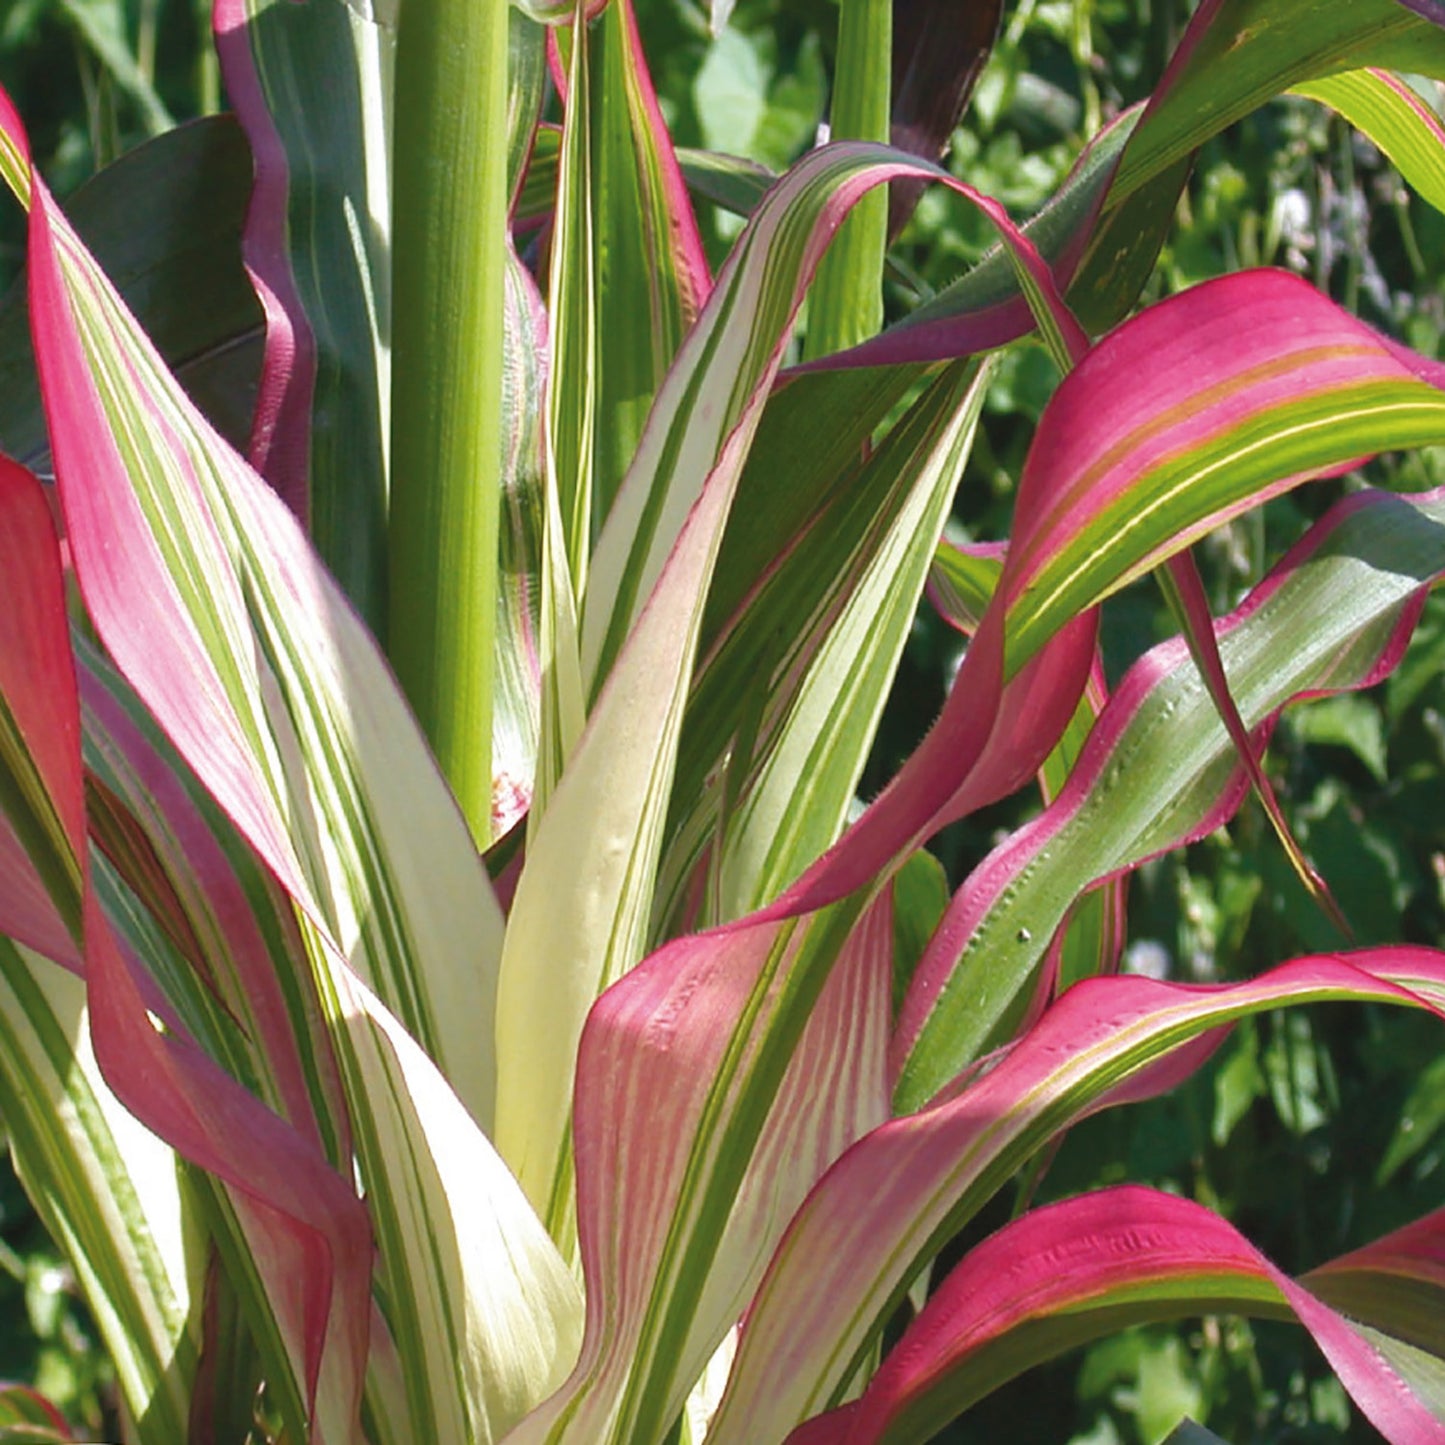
[787,1186,1445,1444]
[710,950,1445,1440]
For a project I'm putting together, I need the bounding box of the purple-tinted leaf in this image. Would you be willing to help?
[80,645,350,1160]
[822,0,1445,372]
[0,460,82,968]
[886,0,1002,236]
[1307,1206,1445,1360]
[1397,0,1445,25]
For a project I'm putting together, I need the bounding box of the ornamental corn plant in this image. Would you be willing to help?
[1,0,1445,1440]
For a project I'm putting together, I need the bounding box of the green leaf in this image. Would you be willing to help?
[0,943,194,1441]
[802,0,890,359]
[1294,69,1445,217]
[712,359,994,919]
[54,0,174,136]
[215,0,394,628]
[495,139,1069,1235]
[897,489,1445,1108]
[0,116,259,472]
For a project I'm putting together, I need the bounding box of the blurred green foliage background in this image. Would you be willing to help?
[1,0,1443,1440]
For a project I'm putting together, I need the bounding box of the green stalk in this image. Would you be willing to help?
[802,0,890,361]
[389,0,510,847]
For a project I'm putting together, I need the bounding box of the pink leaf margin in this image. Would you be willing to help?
[786,1185,1445,1444]
[895,484,1443,1093]
[709,950,1445,1441]
[211,0,315,520]
[0,91,370,1438]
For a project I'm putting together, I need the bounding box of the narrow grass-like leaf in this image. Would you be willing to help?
[0,941,194,1443]
[713,359,994,919]
[545,266,1445,1441]
[802,0,890,360]
[78,640,352,1161]
[924,543,1124,1004]
[1,90,589,1437]
[1,89,505,1132]
[710,951,1445,1441]
[1156,551,1349,934]
[654,363,929,934]
[508,893,888,1444]
[786,1187,1445,1444]
[897,487,1445,1108]
[0,408,371,1443]
[496,139,1073,1231]
[0,458,83,954]
[311,965,583,1444]
[814,111,1136,371]
[213,0,393,624]
[1293,68,1445,216]
[581,141,1075,695]
[547,7,599,585]
[1113,0,1445,199]
[587,0,710,527]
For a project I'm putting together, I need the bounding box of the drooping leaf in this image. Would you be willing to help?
[710,951,1445,1442]
[531,262,1445,1445]
[897,487,1445,1105]
[785,1186,1445,1444]
[1,87,584,1438]
[827,0,1445,370]
[494,139,1077,1241]
[1293,68,1445,216]
[1,86,505,1134]
[1307,1204,1445,1365]
[0,426,370,1445]
[0,940,194,1442]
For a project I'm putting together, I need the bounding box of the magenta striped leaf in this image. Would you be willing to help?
[1307,1205,1445,1366]
[785,1186,1445,1445]
[708,950,1445,1442]
[79,643,352,1162]
[524,264,1445,1444]
[0,433,371,1442]
[0,85,504,1133]
[496,136,1082,1237]
[822,0,1445,372]
[898,487,1445,1104]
